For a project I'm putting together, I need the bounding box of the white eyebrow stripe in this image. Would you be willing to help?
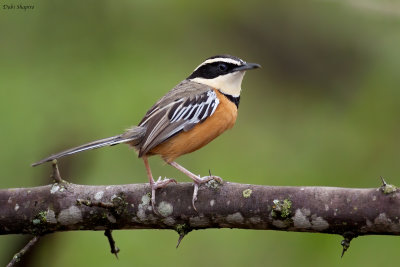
[193,58,244,72]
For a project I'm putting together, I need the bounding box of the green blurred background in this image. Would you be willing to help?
[1,0,400,266]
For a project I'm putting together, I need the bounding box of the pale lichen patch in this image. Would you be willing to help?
[302,208,311,216]
[372,213,400,232]
[206,179,219,189]
[249,216,261,224]
[14,204,19,211]
[382,184,397,194]
[50,184,60,194]
[293,209,328,231]
[94,191,104,200]
[36,211,48,223]
[46,209,57,224]
[141,194,150,205]
[162,217,176,226]
[242,189,252,198]
[271,199,292,219]
[157,201,173,217]
[293,209,311,228]
[58,206,83,225]
[226,212,244,224]
[210,199,215,207]
[324,204,329,211]
[374,213,388,224]
[137,194,151,221]
[310,215,329,231]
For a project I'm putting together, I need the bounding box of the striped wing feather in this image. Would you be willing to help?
[137,81,219,156]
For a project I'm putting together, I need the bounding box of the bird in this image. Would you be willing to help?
[32,54,261,212]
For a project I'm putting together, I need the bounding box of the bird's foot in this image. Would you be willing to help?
[191,175,223,212]
[166,161,223,212]
[150,177,177,214]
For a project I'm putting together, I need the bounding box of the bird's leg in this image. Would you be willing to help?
[167,161,222,211]
[142,156,176,213]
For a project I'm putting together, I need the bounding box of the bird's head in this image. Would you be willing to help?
[187,55,260,97]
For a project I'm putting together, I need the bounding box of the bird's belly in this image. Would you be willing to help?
[150,90,238,162]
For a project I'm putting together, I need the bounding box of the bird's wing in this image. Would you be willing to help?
[137,80,219,156]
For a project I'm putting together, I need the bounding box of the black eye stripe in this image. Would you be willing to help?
[188,62,239,79]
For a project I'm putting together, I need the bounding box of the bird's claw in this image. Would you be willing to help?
[191,175,223,212]
[151,177,177,214]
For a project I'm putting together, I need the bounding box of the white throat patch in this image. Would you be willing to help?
[190,71,245,97]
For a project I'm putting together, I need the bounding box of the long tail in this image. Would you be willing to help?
[32,127,145,167]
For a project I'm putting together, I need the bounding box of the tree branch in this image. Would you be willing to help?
[1,179,399,238]
[6,236,39,267]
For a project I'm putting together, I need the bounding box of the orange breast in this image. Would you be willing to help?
[149,89,238,162]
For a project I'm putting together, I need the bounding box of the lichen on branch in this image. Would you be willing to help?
[1,181,400,237]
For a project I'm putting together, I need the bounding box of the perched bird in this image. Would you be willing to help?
[32,55,260,211]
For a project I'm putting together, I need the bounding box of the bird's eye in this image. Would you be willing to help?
[218,63,228,71]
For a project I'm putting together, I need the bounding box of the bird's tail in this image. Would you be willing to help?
[32,126,145,167]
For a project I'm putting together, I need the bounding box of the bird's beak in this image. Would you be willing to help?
[233,62,261,72]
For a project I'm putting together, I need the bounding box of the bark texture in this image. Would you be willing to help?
[1,181,399,237]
